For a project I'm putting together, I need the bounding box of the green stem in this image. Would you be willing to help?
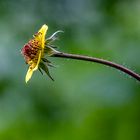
[52,52,140,82]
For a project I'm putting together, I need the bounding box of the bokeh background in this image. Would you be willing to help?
[0,0,140,140]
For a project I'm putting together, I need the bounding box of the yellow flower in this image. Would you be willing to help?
[22,24,48,83]
[21,24,60,83]
[21,24,62,83]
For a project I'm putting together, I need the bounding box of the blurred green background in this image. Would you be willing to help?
[0,0,140,140]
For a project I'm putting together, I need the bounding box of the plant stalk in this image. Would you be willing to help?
[52,52,140,82]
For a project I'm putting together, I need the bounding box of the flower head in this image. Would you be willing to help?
[21,24,61,83]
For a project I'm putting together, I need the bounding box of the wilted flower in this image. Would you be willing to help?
[21,24,62,83]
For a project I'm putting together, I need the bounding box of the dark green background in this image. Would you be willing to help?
[0,0,140,139]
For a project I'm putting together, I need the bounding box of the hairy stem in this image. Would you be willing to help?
[52,52,140,82]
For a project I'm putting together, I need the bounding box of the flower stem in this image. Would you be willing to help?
[52,52,140,82]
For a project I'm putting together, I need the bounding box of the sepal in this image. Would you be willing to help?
[39,62,54,81]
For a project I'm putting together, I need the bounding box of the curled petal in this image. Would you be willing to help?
[46,30,64,44]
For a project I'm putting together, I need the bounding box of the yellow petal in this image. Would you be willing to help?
[38,24,48,49]
[25,67,33,83]
[32,24,48,72]
[33,51,42,71]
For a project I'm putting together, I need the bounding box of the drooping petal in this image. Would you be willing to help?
[25,67,33,83]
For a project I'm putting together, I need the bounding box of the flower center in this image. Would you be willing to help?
[21,41,40,64]
[22,44,32,56]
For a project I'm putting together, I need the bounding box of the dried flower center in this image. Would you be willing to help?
[21,37,41,66]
